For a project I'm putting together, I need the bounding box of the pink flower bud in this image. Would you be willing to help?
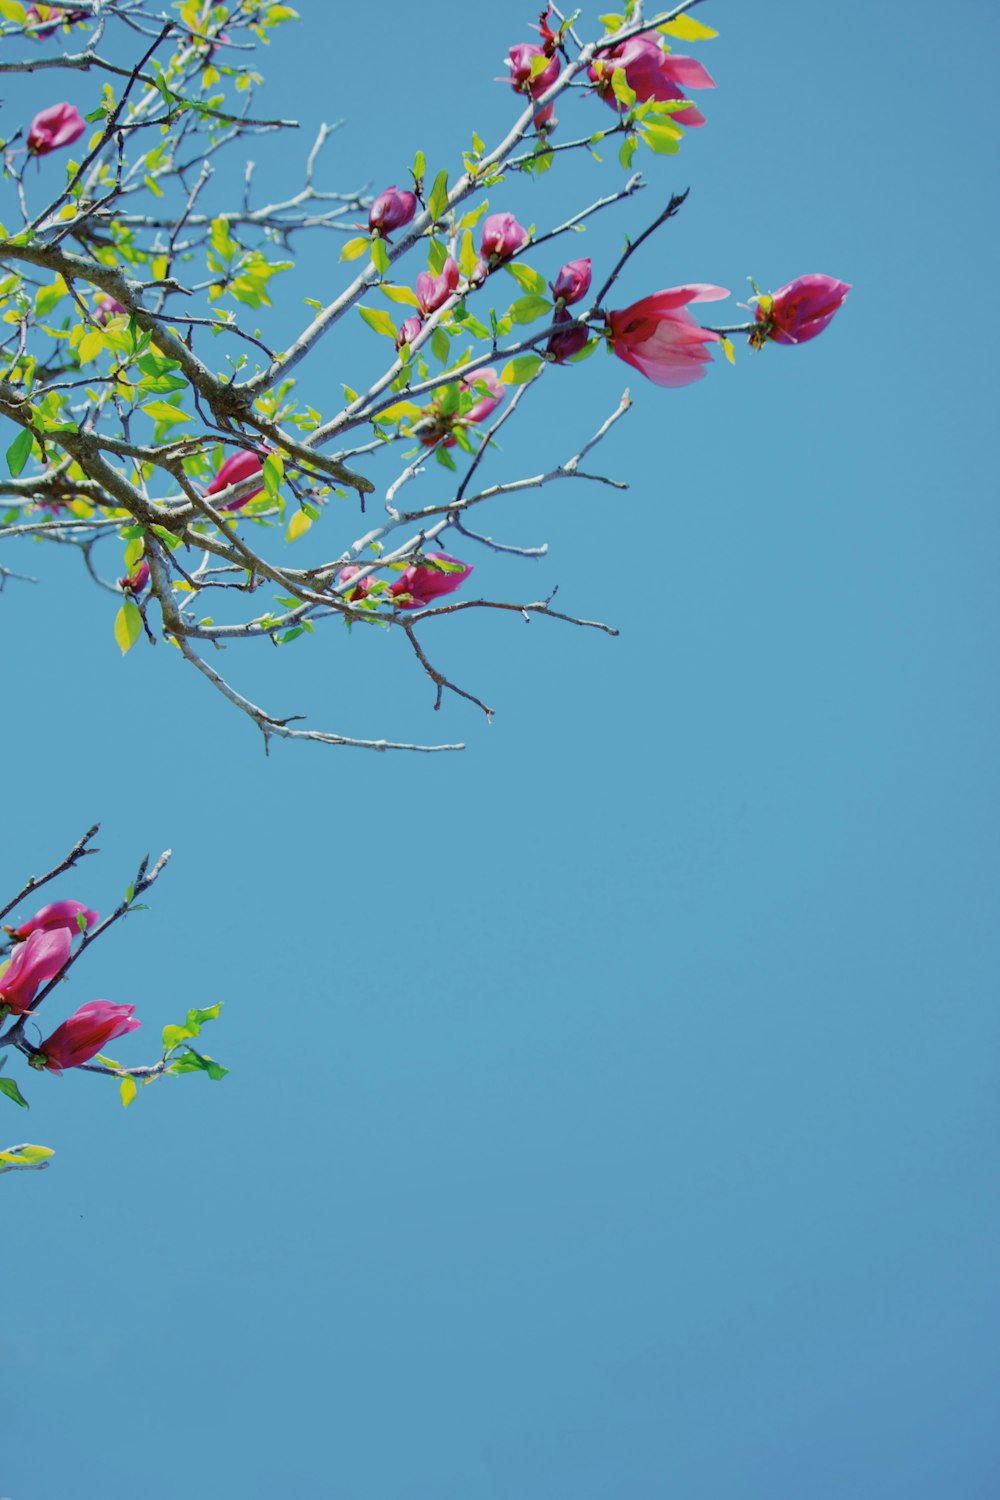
[205,448,266,511]
[507,43,559,97]
[589,35,714,126]
[368,186,417,238]
[546,307,590,364]
[118,560,150,594]
[416,255,460,315]
[551,258,592,307]
[95,296,126,325]
[0,927,72,1015]
[395,315,424,351]
[37,1000,140,1071]
[607,284,730,388]
[389,552,473,609]
[751,274,851,348]
[27,102,86,156]
[479,212,528,267]
[11,901,98,943]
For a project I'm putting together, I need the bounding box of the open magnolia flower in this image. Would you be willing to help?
[606,284,729,387]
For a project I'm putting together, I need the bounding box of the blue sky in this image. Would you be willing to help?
[2,3,999,1497]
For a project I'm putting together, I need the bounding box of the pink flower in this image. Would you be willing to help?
[37,1000,140,1071]
[395,315,424,351]
[607,284,730,388]
[507,42,560,97]
[590,35,714,126]
[11,900,97,942]
[205,448,266,511]
[27,102,86,156]
[547,307,590,364]
[751,274,852,348]
[416,255,460,315]
[25,5,64,38]
[95,296,125,325]
[552,258,592,307]
[338,565,374,601]
[0,927,72,1016]
[368,186,417,239]
[480,213,528,268]
[461,367,504,426]
[390,552,473,609]
[118,560,150,594]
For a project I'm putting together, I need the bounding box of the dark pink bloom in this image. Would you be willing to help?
[390,552,473,609]
[205,448,265,511]
[95,296,125,325]
[507,42,559,97]
[551,258,592,307]
[368,186,417,238]
[416,255,460,315]
[479,213,528,267]
[0,927,72,1015]
[395,315,424,351]
[11,900,97,942]
[338,565,374,601]
[547,307,590,364]
[37,1000,140,1071]
[27,102,86,156]
[461,367,505,426]
[25,5,63,38]
[607,284,729,388]
[752,274,852,348]
[590,35,714,126]
[533,7,559,50]
[118,560,150,594]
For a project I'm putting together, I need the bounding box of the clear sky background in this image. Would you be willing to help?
[2,2,999,1497]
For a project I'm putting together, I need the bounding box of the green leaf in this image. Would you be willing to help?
[141,401,191,425]
[114,601,143,655]
[35,278,67,317]
[6,428,33,477]
[0,1143,52,1167]
[339,236,369,262]
[619,133,638,169]
[0,1077,29,1108]
[412,149,426,185]
[120,1076,137,1108]
[427,168,449,224]
[504,262,547,296]
[171,1046,228,1081]
[508,294,552,325]
[427,237,447,277]
[458,228,479,281]
[430,327,451,364]
[639,118,683,155]
[611,67,636,110]
[500,355,543,385]
[370,235,390,277]
[378,283,420,307]
[358,305,397,339]
[263,452,284,498]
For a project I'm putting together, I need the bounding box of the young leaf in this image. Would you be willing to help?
[659,15,718,40]
[358,305,397,339]
[6,428,33,477]
[287,509,312,542]
[0,1077,29,1109]
[120,1076,137,1108]
[500,355,543,385]
[428,168,450,223]
[114,601,143,655]
[340,236,369,262]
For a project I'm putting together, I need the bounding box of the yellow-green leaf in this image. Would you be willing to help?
[358,305,397,339]
[114,600,143,655]
[120,1076,137,1108]
[0,1,27,20]
[340,236,369,262]
[721,336,735,365]
[141,401,191,424]
[659,15,718,41]
[378,283,420,307]
[77,329,106,364]
[500,355,543,385]
[286,509,312,542]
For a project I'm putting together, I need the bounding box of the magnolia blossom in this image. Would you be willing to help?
[37,1001,140,1071]
[25,5,64,38]
[395,315,423,352]
[462,367,505,425]
[479,213,528,268]
[607,284,729,388]
[752,274,852,347]
[95,295,126,325]
[551,258,592,306]
[27,102,86,155]
[338,565,374,601]
[118,560,150,594]
[418,368,505,447]
[416,255,460,315]
[0,927,72,1015]
[206,448,265,511]
[368,186,417,238]
[507,42,559,96]
[390,553,473,609]
[11,900,98,942]
[590,35,714,126]
[547,307,590,364]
